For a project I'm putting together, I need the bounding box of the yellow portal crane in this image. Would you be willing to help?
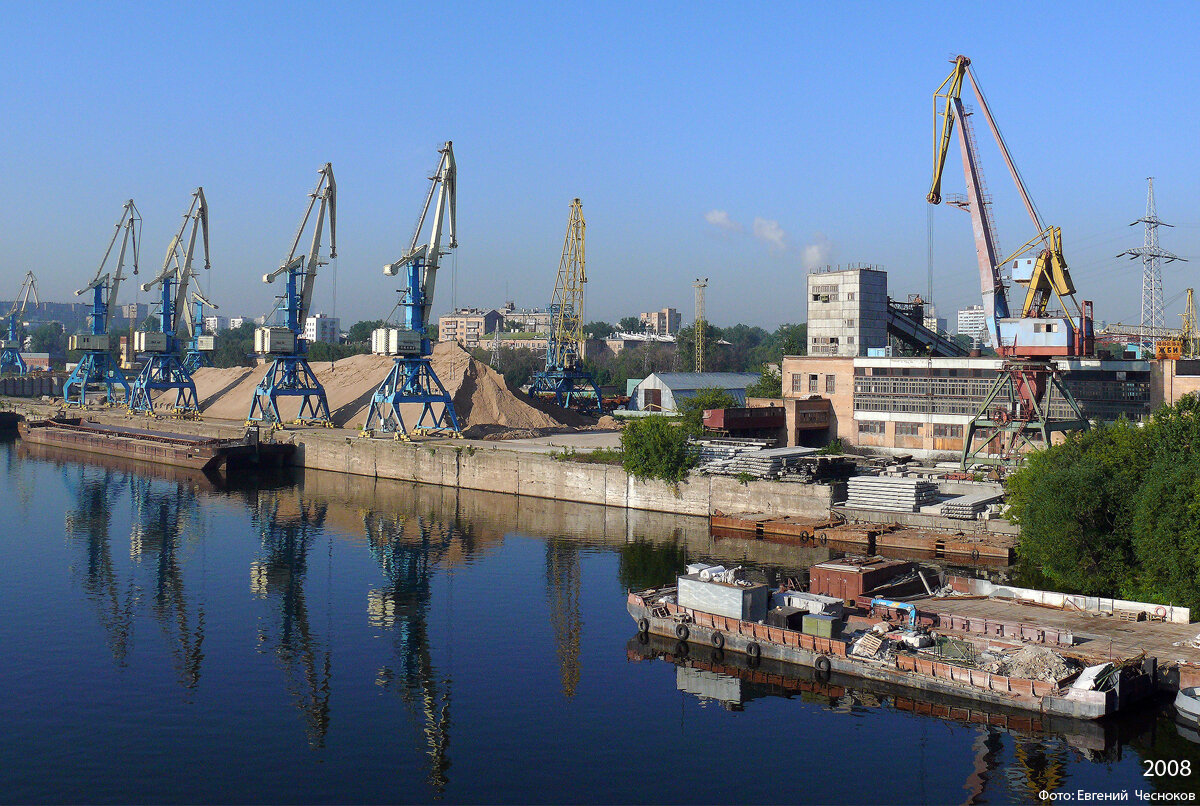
[1182,288,1197,357]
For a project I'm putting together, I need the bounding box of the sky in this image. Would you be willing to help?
[3,1,1200,331]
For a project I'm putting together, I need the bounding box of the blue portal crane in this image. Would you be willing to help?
[129,187,210,416]
[1,271,39,375]
[182,288,219,372]
[64,200,140,407]
[247,163,336,428]
[363,142,461,439]
[528,199,603,414]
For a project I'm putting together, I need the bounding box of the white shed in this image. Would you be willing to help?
[631,372,760,413]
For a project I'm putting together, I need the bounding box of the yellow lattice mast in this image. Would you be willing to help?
[548,199,586,371]
[693,277,708,372]
[1183,288,1198,358]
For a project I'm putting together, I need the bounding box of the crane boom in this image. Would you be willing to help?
[265,164,335,329]
[77,199,140,334]
[385,142,455,334]
[9,271,38,317]
[140,188,210,337]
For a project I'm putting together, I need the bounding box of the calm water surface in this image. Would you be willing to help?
[0,437,1197,804]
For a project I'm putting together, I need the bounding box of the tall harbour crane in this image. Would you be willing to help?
[65,199,141,407]
[528,198,603,413]
[927,55,1091,469]
[364,142,461,438]
[1,271,39,375]
[129,187,210,416]
[248,163,336,427]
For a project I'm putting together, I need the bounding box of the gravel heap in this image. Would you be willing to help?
[980,646,1080,682]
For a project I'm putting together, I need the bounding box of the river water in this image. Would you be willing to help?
[0,437,1197,804]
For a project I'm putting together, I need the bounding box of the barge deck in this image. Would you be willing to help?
[17,417,294,472]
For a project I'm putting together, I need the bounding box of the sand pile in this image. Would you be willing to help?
[187,341,593,433]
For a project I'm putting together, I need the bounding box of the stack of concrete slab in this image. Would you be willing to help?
[692,438,774,466]
[844,476,939,513]
[698,445,818,479]
[940,490,1004,520]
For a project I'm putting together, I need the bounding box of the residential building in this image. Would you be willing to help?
[203,315,230,332]
[304,313,340,344]
[229,317,247,329]
[639,307,682,336]
[500,303,552,333]
[630,371,759,413]
[956,305,987,343]
[922,312,947,335]
[438,308,503,349]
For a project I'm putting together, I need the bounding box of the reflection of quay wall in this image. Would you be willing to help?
[299,467,821,571]
[293,435,834,518]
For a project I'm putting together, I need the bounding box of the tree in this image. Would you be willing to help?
[621,416,696,483]
[29,322,65,356]
[745,364,782,399]
[618,316,642,333]
[676,386,738,436]
[347,319,386,343]
[584,321,615,339]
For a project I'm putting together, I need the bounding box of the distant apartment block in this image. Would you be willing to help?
[439,308,503,349]
[304,313,340,344]
[203,315,230,332]
[922,312,947,335]
[956,305,987,342]
[229,317,247,329]
[639,307,682,336]
[500,302,552,333]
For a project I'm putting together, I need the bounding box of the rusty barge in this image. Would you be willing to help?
[17,417,294,473]
[628,562,1158,721]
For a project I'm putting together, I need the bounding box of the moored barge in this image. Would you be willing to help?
[628,564,1157,721]
[18,417,293,472]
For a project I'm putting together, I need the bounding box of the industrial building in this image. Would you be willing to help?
[630,371,758,413]
[780,267,1199,455]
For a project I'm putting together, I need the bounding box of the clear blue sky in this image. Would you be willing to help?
[3,1,1199,330]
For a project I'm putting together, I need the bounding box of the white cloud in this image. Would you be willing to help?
[704,209,743,233]
[753,217,787,251]
[801,231,834,270]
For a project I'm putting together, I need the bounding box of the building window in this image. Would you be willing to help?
[845,319,856,328]
[791,375,804,393]
[858,420,884,434]
[826,375,836,394]
[933,424,963,438]
[896,422,921,436]
[808,374,818,393]
[846,292,856,301]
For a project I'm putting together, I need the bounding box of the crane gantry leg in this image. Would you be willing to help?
[364,357,460,438]
[129,354,199,416]
[64,350,130,408]
[247,355,332,428]
[0,347,27,376]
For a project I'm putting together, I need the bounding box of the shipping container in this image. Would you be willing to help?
[677,574,769,622]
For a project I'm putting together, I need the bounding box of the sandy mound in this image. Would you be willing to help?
[188,341,590,432]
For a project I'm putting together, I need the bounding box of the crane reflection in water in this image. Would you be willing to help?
[364,505,476,797]
[63,465,137,665]
[249,492,332,749]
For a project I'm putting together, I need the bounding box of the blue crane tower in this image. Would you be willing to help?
[528,198,604,414]
[247,163,336,428]
[363,142,461,439]
[129,187,210,416]
[64,199,140,407]
[181,288,219,372]
[0,271,39,375]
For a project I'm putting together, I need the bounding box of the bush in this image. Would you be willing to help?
[676,387,739,437]
[1005,395,1200,609]
[620,416,696,483]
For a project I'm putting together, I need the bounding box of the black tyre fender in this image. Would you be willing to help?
[816,655,832,673]
[673,640,689,658]
[675,623,690,641]
[971,549,980,561]
[746,642,762,659]
[637,617,650,634]
[710,648,725,664]
[711,631,725,649]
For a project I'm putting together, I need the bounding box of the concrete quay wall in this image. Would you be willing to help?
[290,433,834,518]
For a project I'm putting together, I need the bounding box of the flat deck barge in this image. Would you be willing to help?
[18,417,293,472]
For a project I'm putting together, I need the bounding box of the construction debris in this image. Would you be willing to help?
[979,646,1080,683]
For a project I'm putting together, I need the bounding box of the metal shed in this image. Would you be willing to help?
[631,371,760,413]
